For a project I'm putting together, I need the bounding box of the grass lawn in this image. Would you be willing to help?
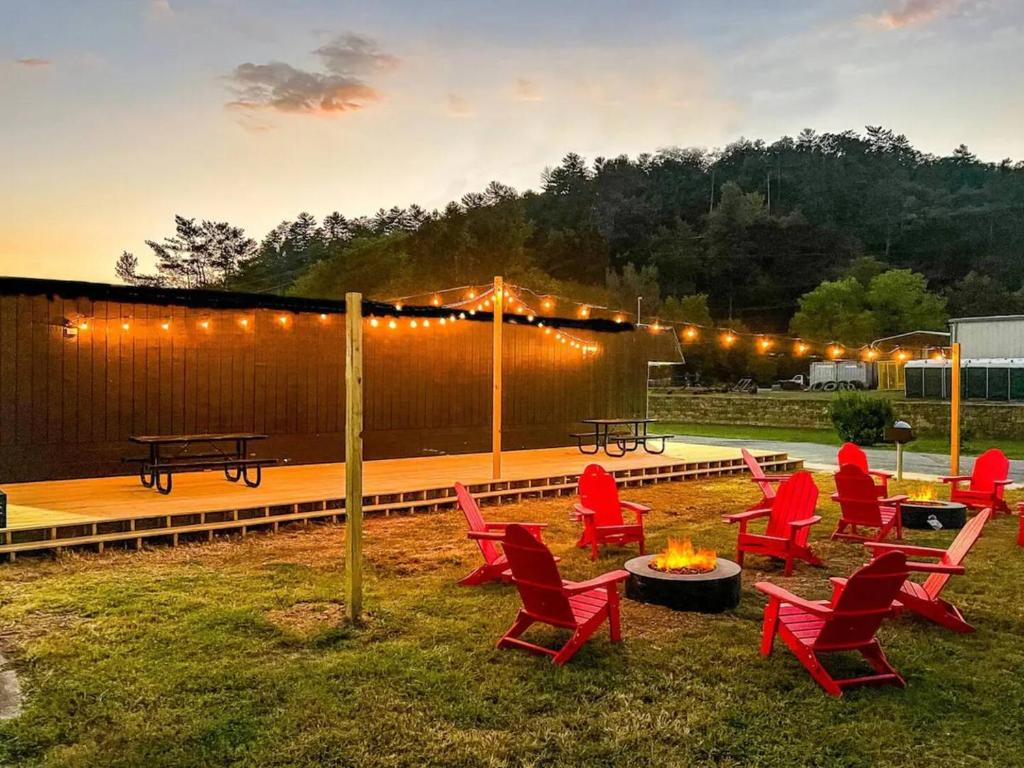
[651,422,1024,459]
[1,474,1023,767]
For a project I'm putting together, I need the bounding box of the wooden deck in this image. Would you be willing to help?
[0,443,801,560]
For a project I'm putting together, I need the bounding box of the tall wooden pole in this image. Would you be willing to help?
[492,276,503,479]
[344,292,364,621]
[950,342,961,476]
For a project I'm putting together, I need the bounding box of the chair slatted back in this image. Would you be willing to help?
[815,552,908,649]
[837,442,870,474]
[833,464,885,527]
[455,482,500,566]
[969,449,1009,494]
[503,524,575,626]
[923,508,991,598]
[742,448,776,502]
[765,471,819,545]
[578,464,624,528]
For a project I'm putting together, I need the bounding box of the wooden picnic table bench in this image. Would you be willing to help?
[571,418,676,458]
[126,433,277,495]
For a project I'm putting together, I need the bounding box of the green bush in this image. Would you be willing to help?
[828,391,895,446]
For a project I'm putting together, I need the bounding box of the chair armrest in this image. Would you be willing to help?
[828,577,848,602]
[864,541,946,558]
[788,515,822,529]
[906,561,966,575]
[574,503,595,518]
[761,474,791,482]
[879,495,909,505]
[869,470,894,480]
[564,570,629,594]
[830,492,841,502]
[941,475,971,484]
[484,521,547,531]
[754,582,833,617]
[722,508,771,524]
[620,501,651,514]
[467,531,504,541]
[993,479,1014,486]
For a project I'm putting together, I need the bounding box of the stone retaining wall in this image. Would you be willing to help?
[648,390,1024,439]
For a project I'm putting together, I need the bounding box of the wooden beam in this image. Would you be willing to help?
[492,276,503,479]
[344,292,364,620]
[950,341,961,476]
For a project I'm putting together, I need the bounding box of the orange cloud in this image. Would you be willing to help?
[446,93,474,117]
[14,58,51,68]
[225,33,395,116]
[871,0,959,29]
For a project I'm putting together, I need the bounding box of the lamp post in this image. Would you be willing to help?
[636,296,643,326]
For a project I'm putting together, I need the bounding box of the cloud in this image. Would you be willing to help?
[446,93,474,117]
[870,0,959,28]
[314,33,398,75]
[512,78,543,102]
[225,33,396,116]
[14,58,50,68]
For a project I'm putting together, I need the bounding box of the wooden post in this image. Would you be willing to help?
[492,276,503,479]
[344,292,364,621]
[950,342,961,476]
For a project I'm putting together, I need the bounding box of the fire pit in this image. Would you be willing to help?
[624,539,741,613]
[902,499,967,530]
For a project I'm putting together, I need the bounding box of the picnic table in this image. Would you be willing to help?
[127,433,277,495]
[570,418,676,458]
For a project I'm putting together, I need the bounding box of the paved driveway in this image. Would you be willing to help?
[672,435,1024,483]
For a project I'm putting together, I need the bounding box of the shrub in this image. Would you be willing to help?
[828,391,895,446]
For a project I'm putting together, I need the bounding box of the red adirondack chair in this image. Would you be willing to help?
[837,442,892,496]
[455,482,551,586]
[941,448,1012,514]
[864,508,991,633]
[756,551,909,696]
[723,470,822,576]
[741,448,792,511]
[495,524,629,665]
[574,464,648,561]
[831,464,905,542]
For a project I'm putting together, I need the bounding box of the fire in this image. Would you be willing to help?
[650,538,717,574]
[911,484,938,501]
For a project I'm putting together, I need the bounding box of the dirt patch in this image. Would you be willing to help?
[267,601,346,635]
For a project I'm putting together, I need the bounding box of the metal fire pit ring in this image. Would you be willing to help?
[901,500,967,530]
[624,555,741,613]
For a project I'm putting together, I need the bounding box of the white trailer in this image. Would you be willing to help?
[809,361,877,390]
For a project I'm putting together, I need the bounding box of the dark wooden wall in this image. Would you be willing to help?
[0,292,676,482]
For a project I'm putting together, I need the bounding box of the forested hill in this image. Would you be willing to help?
[116,127,1024,333]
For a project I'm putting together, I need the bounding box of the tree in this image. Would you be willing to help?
[704,181,767,318]
[607,263,660,318]
[660,294,713,326]
[947,271,1024,317]
[865,269,947,337]
[789,277,877,343]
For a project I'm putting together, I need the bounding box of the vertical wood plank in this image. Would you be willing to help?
[492,276,503,478]
[344,293,363,621]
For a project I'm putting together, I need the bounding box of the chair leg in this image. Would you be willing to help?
[607,589,622,643]
[638,533,645,556]
[759,600,779,656]
[783,555,794,577]
[590,539,600,561]
[497,611,535,650]
[796,648,843,697]
[860,641,905,688]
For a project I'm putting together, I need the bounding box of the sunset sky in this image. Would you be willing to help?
[3,0,1023,282]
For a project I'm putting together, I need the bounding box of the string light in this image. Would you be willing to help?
[199,319,210,330]
[757,337,773,353]
[862,347,879,361]
[410,319,418,329]
[614,315,624,324]
[422,319,430,328]
[682,326,699,341]
[895,350,910,363]
[526,314,535,322]
[387,319,398,330]
[369,317,380,328]
[794,341,809,356]
[240,318,249,329]
[721,331,737,347]
[78,320,89,331]
[827,344,844,359]
[431,295,441,307]
[278,315,289,326]
[467,290,476,300]
[121,321,130,331]
[578,306,590,318]
[161,321,170,331]
[542,298,553,311]
[319,313,328,321]
[394,303,403,311]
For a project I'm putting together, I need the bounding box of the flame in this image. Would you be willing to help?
[911,484,938,501]
[651,538,717,574]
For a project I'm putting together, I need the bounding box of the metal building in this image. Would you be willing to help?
[950,316,1024,359]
